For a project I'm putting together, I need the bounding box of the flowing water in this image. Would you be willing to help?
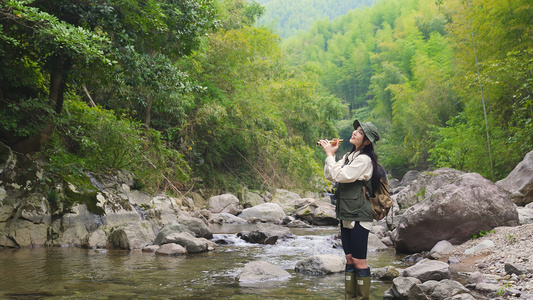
[0,225,407,299]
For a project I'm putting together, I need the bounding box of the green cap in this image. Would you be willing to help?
[353,120,380,144]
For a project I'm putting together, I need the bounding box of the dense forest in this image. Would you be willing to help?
[0,0,531,197]
[256,0,377,38]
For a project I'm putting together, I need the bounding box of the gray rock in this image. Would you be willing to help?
[496,150,533,206]
[368,233,389,250]
[153,221,194,245]
[401,170,421,187]
[107,221,155,250]
[464,240,495,255]
[505,262,528,275]
[209,212,247,224]
[419,280,439,295]
[389,277,427,300]
[294,254,345,275]
[430,279,470,300]
[392,170,519,253]
[429,240,454,259]
[286,219,312,228]
[162,231,208,253]
[155,243,187,255]
[207,193,241,215]
[237,261,290,282]
[402,259,451,282]
[372,266,400,281]
[293,198,337,225]
[177,214,212,239]
[270,189,302,214]
[238,203,286,222]
[242,191,265,207]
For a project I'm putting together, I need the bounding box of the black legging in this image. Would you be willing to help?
[340,221,369,259]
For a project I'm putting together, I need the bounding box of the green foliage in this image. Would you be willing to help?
[471,229,495,240]
[45,99,189,192]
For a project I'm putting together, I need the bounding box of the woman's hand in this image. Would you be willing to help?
[319,139,340,157]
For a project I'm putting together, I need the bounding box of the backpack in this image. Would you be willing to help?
[363,166,394,221]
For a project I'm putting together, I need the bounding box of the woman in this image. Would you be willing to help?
[318,119,381,300]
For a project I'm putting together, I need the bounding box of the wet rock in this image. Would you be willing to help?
[294,254,344,275]
[237,261,290,283]
[162,231,208,253]
[155,243,187,255]
[153,221,195,245]
[402,259,451,282]
[372,266,401,281]
[237,203,285,222]
[496,150,533,206]
[207,193,241,215]
[177,214,212,239]
[293,198,337,225]
[209,212,247,224]
[142,245,159,252]
[286,219,312,228]
[107,221,155,250]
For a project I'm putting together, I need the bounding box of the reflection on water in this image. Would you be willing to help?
[0,226,405,299]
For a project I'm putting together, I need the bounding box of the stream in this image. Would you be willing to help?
[0,225,407,299]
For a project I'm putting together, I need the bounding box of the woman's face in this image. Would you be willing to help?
[350,126,367,148]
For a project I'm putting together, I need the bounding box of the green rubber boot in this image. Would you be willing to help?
[355,268,371,300]
[345,264,356,300]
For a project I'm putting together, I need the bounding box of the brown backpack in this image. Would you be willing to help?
[363,173,394,221]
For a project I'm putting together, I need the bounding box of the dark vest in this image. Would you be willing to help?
[336,180,373,222]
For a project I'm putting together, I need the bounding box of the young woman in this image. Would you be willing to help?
[318,120,381,300]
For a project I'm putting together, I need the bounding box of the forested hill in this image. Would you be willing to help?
[256,0,377,38]
[0,0,531,197]
[283,0,533,179]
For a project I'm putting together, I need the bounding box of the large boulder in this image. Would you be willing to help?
[392,171,519,253]
[161,231,208,253]
[496,150,533,206]
[238,203,286,222]
[293,198,337,225]
[207,193,241,215]
[294,254,345,275]
[270,189,301,214]
[237,223,293,245]
[394,168,465,209]
[107,221,155,250]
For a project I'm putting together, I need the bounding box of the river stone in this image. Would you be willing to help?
[162,231,208,253]
[293,198,337,225]
[207,193,241,215]
[237,261,290,283]
[15,193,51,224]
[464,240,495,255]
[55,204,102,247]
[270,189,301,214]
[387,277,427,300]
[428,240,454,259]
[402,259,451,282]
[84,228,107,248]
[107,221,155,250]
[209,212,247,224]
[372,266,400,281]
[430,279,470,299]
[177,214,213,239]
[392,170,519,253]
[242,191,265,207]
[294,254,344,275]
[238,203,285,222]
[368,233,389,250]
[1,218,48,247]
[517,206,533,225]
[153,221,195,245]
[496,150,533,206]
[156,243,187,255]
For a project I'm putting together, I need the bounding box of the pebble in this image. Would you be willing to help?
[443,224,533,298]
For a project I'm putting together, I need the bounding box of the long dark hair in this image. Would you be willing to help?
[345,136,384,195]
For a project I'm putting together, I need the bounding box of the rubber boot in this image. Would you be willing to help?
[345,264,356,300]
[355,268,371,300]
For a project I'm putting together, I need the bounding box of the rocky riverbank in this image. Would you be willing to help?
[443,223,533,299]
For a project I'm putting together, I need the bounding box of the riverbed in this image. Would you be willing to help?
[0,225,406,299]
